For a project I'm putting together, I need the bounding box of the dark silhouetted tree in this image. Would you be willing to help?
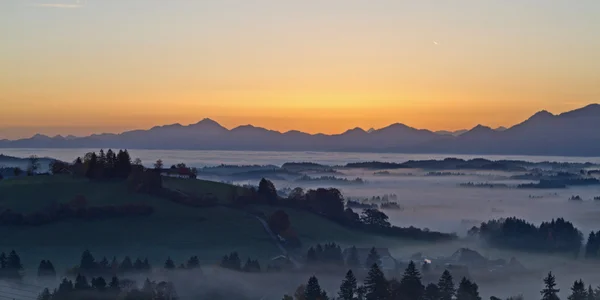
[305,276,324,300]
[74,274,90,290]
[541,272,561,300]
[338,270,358,300]
[164,257,175,270]
[438,270,456,300]
[346,246,360,269]
[456,277,481,300]
[424,283,440,300]
[365,247,381,268]
[120,256,134,274]
[187,256,200,269]
[568,280,587,300]
[397,261,424,300]
[360,209,391,228]
[37,260,56,278]
[364,263,388,300]
[6,250,23,279]
[258,178,278,205]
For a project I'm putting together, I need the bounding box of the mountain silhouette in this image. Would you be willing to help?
[1,104,599,156]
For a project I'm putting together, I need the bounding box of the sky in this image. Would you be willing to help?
[1,0,600,139]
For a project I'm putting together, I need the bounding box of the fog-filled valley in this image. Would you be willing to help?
[2,149,600,299]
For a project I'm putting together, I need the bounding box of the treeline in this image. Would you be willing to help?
[283,262,482,300]
[471,217,583,254]
[0,251,24,280]
[37,275,177,300]
[219,252,262,273]
[0,196,153,226]
[296,175,365,184]
[64,149,135,180]
[68,250,203,278]
[285,263,600,300]
[585,231,600,259]
[238,180,456,242]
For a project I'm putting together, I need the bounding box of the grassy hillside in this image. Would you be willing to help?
[250,205,426,252]
[162,177,246,204]
[0,176,279,274]
[0,175,429,276]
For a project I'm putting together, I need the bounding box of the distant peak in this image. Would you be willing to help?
[194,118,221,126]
[471,124,493,131]
[530,110,554,119]
[367,128,375,133]
[31,134,50,139]
[343,127,367,134]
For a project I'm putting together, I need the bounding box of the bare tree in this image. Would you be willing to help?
[133,158,143,166]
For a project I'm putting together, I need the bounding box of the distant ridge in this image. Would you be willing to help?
[1,104,599,156]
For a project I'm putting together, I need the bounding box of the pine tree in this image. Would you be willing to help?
[398,261,424,300]
[424,283,440,300]
[7,250,23,279]
[569,280,587,300]
[119,256,133,274]
[338,270,358,300]
[305,276,324,300]
[164,257,175,270]
[99,257,109,271]
[92,277,107,290]
[143,258,151,271]
[86,152,98,179]
[585,232,599,259]
[365,247,381,268]
[541,272,561,300]
[187,256,200,269]
[109,276,120,292]
[74,274,90,290]
[456,277,481,300]
[37,288,51,300]
[587,285,595,300]
[80,249,97,273]
[346,246,361,269]
[438,270,456,300]
[364,263,389,300]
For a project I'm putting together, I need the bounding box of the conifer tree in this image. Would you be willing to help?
[364,263,389,300]
[456,277,481,300]
[587,285,595,300]
[80,249,97,273]
[338,270,358,300]
[187,256,200,269]
[365,247,381,268]
[424,283,440,300]
[541,272,561,300]
[438,270,456,300]
[7,250,23,279]
[346,246,361,269]
[164,257,175,270]
[119,256,133,273]
[305,276,324,300]
[398,261,424,300]
[568,280,587,300]
[74,274,90,290]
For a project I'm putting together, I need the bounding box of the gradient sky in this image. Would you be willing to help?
[1,0,599,139]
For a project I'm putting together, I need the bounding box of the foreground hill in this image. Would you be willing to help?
[0,176,417,273]
[1,104,599,156]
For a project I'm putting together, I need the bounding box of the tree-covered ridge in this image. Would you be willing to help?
[471,217,583,254]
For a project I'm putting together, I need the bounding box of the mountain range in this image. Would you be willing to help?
[1,104,599,156]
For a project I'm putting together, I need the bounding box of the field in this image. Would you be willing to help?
[0,176,280,274]
[162,176,246,204]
